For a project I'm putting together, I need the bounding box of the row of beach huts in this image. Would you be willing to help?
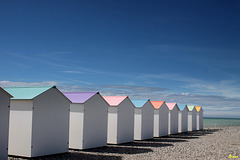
[0,86,203,159]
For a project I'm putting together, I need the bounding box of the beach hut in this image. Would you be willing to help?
[63,92,108,150]
[195,106,203,130]
[166,103,179,135]
[131,99,154,140]
[103,96,134,144]
[151,101,169,137]
[5,86,70,158]
[0,87,12,160]
[178,104,189,133]
[187,105,197,131]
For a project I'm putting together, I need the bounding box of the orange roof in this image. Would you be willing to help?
[195,106,202,112]
[150,101,165,109]
[102,96,128,106]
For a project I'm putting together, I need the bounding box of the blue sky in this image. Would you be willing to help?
[1,0,240,118]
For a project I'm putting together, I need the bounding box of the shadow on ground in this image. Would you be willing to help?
[164,128,221,139]
[149,137,188,142]
[83,145,153,154]
[9,152,122,160]
[8,129,221,159]
[117,141,173,148]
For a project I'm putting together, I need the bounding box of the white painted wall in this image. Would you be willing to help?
[178,108,188,133]
[0,91,11,160]
[154,109,159,137]
[83,94,108,149]
[192,109,197,131]
[32,88,70,157]
[134,109,142,140]
[69,103,84,149]
[107,107,118,144]
[117,98,134,144]
[188,112,193,131]
[181,108,188,133]
[154,104,169,137]
[197,114,199,130]
[8,100,33,157]
[168,107,178,135]
[158,104,169,137]
[199,110,203,130]
[141,101,154,140]
[178,111,182,133]
[197,109,203,130]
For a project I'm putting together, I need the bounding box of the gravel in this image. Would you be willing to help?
[8,126,240,160]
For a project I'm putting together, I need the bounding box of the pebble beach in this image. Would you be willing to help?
[8,126,240,160]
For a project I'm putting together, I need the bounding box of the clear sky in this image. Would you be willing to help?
[1,0,240,118]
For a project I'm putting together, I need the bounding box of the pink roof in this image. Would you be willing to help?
[102,96,128,106]
[166,103,177,110]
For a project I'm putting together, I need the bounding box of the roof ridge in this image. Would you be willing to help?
[63,92,98,94]
[5,85,55,89]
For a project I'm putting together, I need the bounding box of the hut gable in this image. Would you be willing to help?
[187,105,196,111]
[63,92,98,103]
[150,101,165,109]
[131,99,149,108]
[178,104,189,111]
[166,103,180,111]
[195,106,203,112]
[5,86,54,100]
[103,96,127,106]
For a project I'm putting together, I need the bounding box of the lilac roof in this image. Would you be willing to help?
[63,92,98,103]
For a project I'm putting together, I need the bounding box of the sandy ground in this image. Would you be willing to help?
[9,126,240,160]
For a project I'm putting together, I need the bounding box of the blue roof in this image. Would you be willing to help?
[131,99,149,108]
[178,104,187,111]
[4,86,55,100]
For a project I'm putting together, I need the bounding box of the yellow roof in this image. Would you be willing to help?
[195,106,202,112]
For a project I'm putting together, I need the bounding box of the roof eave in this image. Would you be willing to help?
[0,87,13,98]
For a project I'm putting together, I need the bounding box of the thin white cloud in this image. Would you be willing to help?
[63,71,84,74]
[0,81,58,87]
[138,73,240,98]
[182,80,240,98]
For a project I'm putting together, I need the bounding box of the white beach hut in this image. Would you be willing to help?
[151,101,169,137]
[103,96,135,144]
[5,86,70,158]
[195,106,203,130]
[177,104,189,133]
[0,87,13,160]
[187,105,197,131]
[131,99,154,140]
[166,103,179,135]
[63,92,108,150]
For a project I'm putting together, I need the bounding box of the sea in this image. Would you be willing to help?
[204,117,240,127]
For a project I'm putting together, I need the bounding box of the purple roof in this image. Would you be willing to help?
[63,92,98,103]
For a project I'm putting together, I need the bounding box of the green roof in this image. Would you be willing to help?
[187,105,195,111]
[4,86,55,100]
